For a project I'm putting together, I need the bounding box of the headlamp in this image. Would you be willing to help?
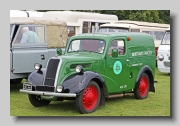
[158,55,164,61]
[76,65,83,73]
[34,63,42,70]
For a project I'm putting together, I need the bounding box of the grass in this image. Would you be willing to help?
[10,68,170,116]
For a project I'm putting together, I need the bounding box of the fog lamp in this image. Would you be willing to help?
[57,86,63,92]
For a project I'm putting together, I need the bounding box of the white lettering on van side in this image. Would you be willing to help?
[132,63,143,67]
[120,85,127,89]
[132,51,152,57]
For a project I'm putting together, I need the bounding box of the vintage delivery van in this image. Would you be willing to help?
[10,17,68,84]
[20,32,156,114]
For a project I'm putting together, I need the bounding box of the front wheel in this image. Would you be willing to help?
[28,94,51,107]
[134,73,149,99]
[75,81,100,114]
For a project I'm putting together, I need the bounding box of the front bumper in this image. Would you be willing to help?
[19,89,76,97]
[19,82,76,97]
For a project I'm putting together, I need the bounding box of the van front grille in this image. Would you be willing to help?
[44,58,60,86]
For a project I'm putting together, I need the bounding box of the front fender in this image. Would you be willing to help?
[28,68,46,87]
[61,71,106,95]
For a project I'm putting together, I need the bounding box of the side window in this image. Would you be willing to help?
[154,31,165,40]
[108,39,125,56]
[97,23,106,32]
[131,29,140,32]
[82,21,96,33]
[90,22,96,33]
[14,26,45,44]
[142,30,162,41]
[67,26,75,37]
[68,40,80,51]
[82,22,90,33]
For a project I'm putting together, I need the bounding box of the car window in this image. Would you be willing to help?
[13,25,45,44]
[68,39,106,54]
[161,32,170,45]
[108,39,125,56]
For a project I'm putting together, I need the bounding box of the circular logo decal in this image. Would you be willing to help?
[113,61,122,74]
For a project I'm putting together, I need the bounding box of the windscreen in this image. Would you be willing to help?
[68,39,106,54]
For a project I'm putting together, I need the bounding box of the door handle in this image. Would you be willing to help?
[126,59,129,62]
[41,54,45,60]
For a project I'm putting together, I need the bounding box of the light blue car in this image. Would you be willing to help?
[10,17,68,84]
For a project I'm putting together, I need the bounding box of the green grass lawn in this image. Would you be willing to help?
[10,68,170,116]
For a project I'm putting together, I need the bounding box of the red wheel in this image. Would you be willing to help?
[75,81,100,114]
[82,85,98,110]
[139,76,149,97]
[134,73,149,99]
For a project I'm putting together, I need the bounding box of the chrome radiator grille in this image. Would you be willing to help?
[44,58,60,86]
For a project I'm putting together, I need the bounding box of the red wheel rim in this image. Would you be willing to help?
[139,76,148,97]
[82,85,98,111]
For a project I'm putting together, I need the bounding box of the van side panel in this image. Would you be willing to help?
[126,34,156,89]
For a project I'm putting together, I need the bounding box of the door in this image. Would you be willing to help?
[11,25,48,73]
[105,38,130,94]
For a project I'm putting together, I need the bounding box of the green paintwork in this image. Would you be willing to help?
[43,32,156,99]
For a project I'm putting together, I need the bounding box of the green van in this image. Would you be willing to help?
[20,32,156,114]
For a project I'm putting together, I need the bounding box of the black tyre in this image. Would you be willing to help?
[75,81,101,114]
[10,78,22,84]
[134,73,149,99]
[28,94,51,107]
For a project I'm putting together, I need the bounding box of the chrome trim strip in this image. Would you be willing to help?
[54,57,62,87]
[19,89,76,97]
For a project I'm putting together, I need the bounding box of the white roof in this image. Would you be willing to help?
[100,23,139,29]
[10,17,67,26]
[42,11,118,24]
[10,10,28,17]
[113,20,170,28]
[166,27,170,31]
[26,11,44,17]
[100,20,170,30]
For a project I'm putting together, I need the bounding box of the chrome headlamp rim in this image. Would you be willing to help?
[34,63,42,70]
[158,55,164,61]
[75,65,83,73]
[57,85,63,93]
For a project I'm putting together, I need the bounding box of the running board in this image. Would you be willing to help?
[108,93,133,98]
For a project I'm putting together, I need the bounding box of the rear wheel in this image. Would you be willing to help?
[28,94,51,107]
[134,73,149,99]
[75,81,100,114]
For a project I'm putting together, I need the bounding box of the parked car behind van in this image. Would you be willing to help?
[157,27,170,74]
[10,17,68,84]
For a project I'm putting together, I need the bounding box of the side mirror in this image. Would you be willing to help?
[112,49,118,57]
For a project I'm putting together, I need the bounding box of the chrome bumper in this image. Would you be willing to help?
[19,89,76,97]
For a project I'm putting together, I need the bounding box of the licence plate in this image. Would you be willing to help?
[23,82,32,91]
